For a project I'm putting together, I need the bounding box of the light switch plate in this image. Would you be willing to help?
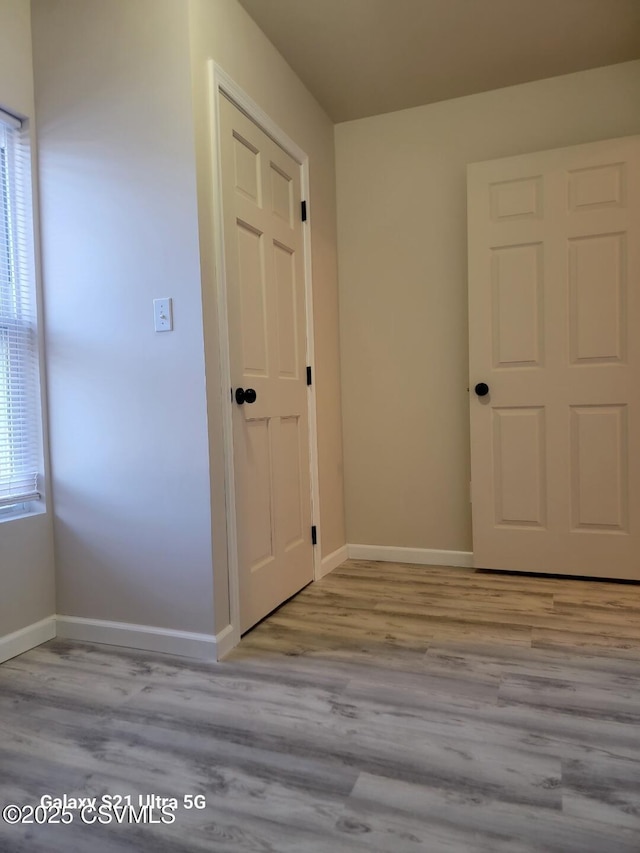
[153,298,173,332]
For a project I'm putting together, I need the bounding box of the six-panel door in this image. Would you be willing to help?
[220,95,314,631]
[468,136,640,580]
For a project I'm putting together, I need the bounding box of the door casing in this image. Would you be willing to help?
[207,63,321,650]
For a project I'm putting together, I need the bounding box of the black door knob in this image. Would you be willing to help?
[474,382,490,397]
[235,387,257,405]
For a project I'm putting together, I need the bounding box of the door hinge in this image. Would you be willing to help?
[301,200,307,222]
[311,525,317,545]
[306,365,312,386]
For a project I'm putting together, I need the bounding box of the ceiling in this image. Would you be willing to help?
[237,0,640,123]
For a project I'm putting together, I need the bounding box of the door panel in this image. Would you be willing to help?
[274,242,298,378]
[233,131,261,202]
[220,95,313,631]
[568,233,625,364]
[491,243,543,367]
[236,222,268,375]
[490,176,542,221]
[468,135,640,580]
[278,416,304,549]
[492,407,546,528]
[270,163,294,225]
[569,405,628,532]
[243,418,274,570]
[568,163,624,211]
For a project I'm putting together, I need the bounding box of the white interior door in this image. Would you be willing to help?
[219,94,314,632]
[468,135,640,580]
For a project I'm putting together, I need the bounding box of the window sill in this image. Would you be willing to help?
[0,502,46,524]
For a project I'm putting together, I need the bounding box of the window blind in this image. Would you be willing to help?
[0,115,40,509]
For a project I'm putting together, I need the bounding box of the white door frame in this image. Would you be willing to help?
[207,63,322,648]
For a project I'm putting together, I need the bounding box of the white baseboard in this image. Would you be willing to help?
[56,615,220,661]
[213,623,239,659]
[0,616,56,664]
[317,544,349,580]
[347,544,473,568]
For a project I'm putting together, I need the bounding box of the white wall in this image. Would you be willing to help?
[32,0,216,635]
[336,60,640,554]
[0,0,56,643]
[188,0,346,628]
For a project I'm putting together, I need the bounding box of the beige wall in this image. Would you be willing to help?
[32,0,216,634]
[335,60,640,553]
[0,0,56,638]
[188,0,346,628]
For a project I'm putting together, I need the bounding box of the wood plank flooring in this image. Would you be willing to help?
[1,559,640,852]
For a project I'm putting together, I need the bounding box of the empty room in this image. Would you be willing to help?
[1,0,640,850]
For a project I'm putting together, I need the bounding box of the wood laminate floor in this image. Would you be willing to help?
[1,560,640,852]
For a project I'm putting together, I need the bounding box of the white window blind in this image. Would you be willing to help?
[0,114,40,509]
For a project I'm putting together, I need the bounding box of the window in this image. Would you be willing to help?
[0,110,41,512]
